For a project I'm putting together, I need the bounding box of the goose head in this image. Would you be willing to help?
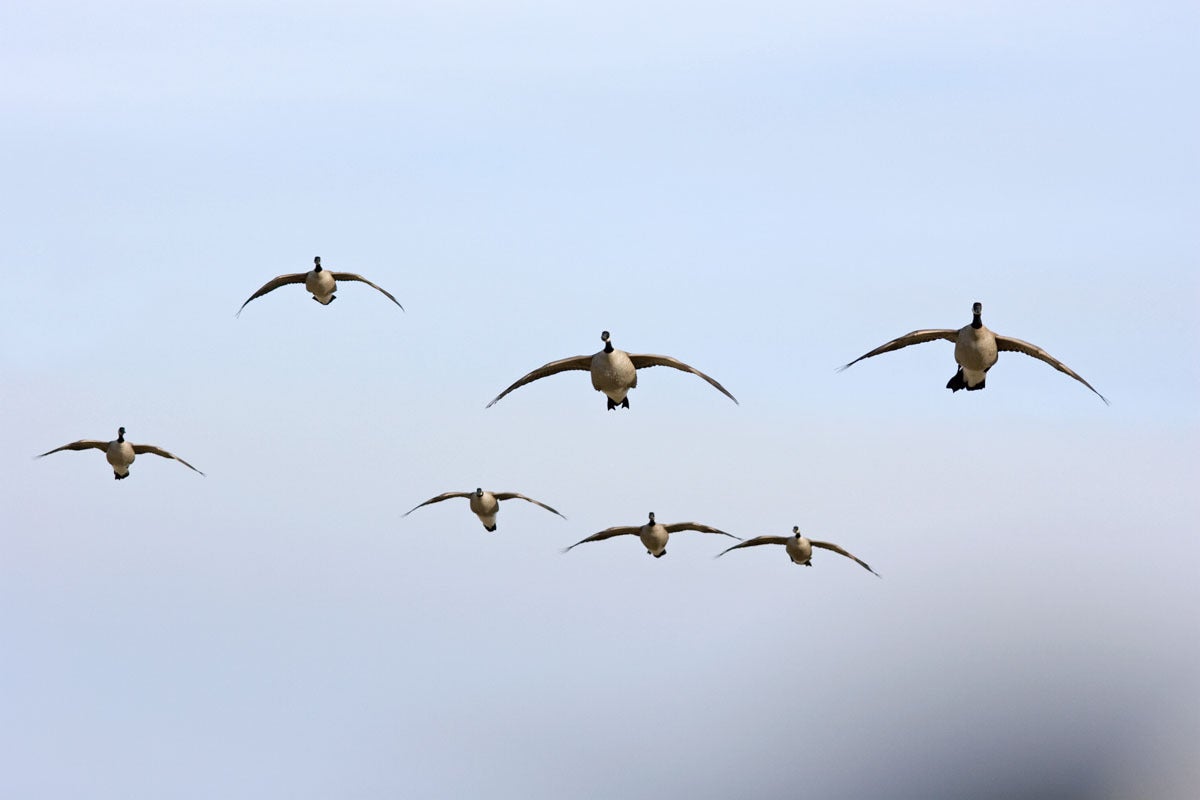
[601,330,614,353]
[647,511,656,524]
[792,525,801,537]
[117,426,126,442]
[474,487,484,497]
[971,301,983,329]
[313,256,323,273]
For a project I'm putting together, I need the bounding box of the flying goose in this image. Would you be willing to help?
[839,301,1108,403]
[237,256,404,315]
[564,512,739,558]
[37,427,205,480]
[487,331,738,410]
[403,488,566,532]
[717,526,879,577]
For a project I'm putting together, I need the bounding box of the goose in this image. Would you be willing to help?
[403,488,566,532]
[717,526,879,577]
[839,301,1108,403]
[37,427,205,480]
[237,256,404,315]
[564,512,739,558]
[487,331,738,410]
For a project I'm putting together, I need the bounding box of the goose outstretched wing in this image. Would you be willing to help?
[131,444,205,476]
[839,329,958,371]
[403,492,473,516]
[995,335,1109,404]
[811,540,880,577]
[628,354,738,404]
[37,439,109,457]
[237,273,308,315]
[486,355,593,408]
[493,493,566,519]
[563,525,640,553]
[662,521,739,539]
[330,272,404,311]
[715,535,789,557]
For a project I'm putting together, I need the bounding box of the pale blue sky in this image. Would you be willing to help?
[2,2,1198,798]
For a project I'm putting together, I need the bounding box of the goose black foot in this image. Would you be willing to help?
[485,524,497,532]
[114,472,128,480]
[653,550,666,559]
[607,397,616,410]
[947,369,986,392]
[621,397,630,409]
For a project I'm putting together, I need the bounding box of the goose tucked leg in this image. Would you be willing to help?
[485,524,497,532]
[653,550,666,558]
[948,364,989,392]
[114,472,128,480]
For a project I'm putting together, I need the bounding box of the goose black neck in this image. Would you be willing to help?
[604,340,614,353]
[971,313,982,330]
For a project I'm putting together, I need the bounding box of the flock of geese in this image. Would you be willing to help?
[36,257,1109,575]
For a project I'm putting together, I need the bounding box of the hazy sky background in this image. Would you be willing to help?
[3,1,1198,797]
